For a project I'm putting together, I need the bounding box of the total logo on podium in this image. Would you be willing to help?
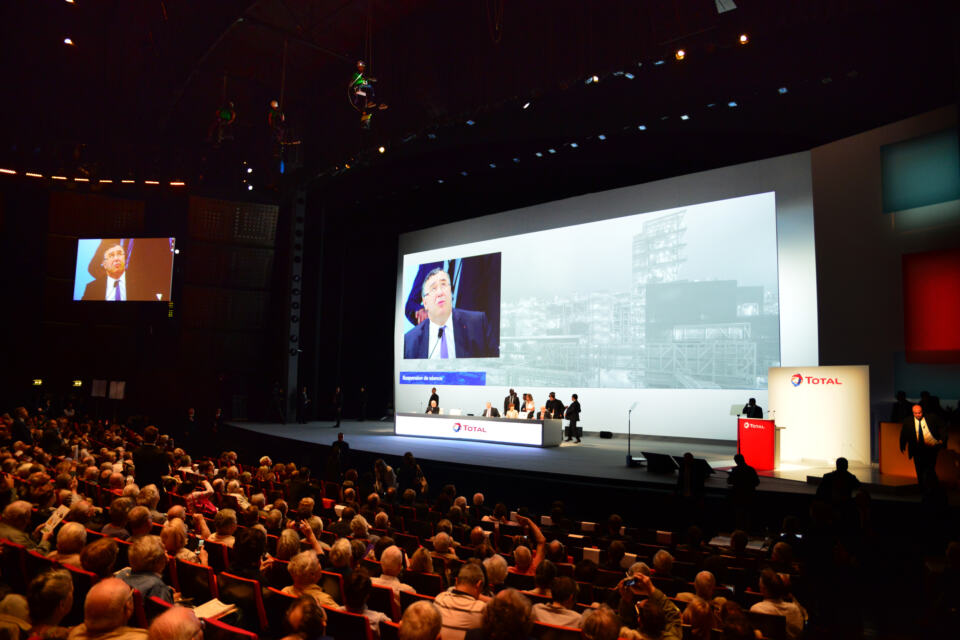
[791,373,842,387]
[452,422,487,434]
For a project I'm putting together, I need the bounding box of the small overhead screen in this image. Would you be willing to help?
[74,237,176,302]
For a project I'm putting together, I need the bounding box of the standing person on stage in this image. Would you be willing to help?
[297,386,311,424]
[524,394,536,419]
[333,386,343,427]
[741,398,763,419]
[429,387,440,411]
[481,402,499,418]
[900,403,947,487]
[545,392,564,419]
[564,394,581,443]
[503,389,519,415]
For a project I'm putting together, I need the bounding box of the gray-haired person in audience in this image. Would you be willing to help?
[371,545,415,606]
[281,551,337,607]
[399,600,442,640]
[116,535,174,603]
[281,596,332,640]
[48,521,86,567]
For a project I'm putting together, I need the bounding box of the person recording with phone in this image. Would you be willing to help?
[616,572,681,639]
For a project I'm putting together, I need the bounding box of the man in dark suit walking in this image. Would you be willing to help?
[900,403,946,487]
[133,426,170,498]
[564,394,581,443]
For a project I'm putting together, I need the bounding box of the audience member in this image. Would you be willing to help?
[49,521,86,567]
[339,568,390,638]
[282,551,336,607]
[749,569,806,640]
[26,569,74,639]
[0,501,53,552]
[399,600,442,640]
[434,562,487,640]
[531,576,582,628]
[66,578,146,640]
[281,597,333,640]
[116,535,174,603]
[146,606,202,640]
[464,588,531,640]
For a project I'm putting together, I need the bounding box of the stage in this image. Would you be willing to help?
[225,419,923,499]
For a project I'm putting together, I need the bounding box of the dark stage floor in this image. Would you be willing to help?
[226,419,904,497]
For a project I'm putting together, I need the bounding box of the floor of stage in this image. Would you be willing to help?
[227,419,923,498]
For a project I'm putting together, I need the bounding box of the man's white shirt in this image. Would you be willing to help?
[428,317,456,359]
[915,417,939,446]
[105,273,127,301]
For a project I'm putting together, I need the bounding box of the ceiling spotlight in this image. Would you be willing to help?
[465,119,475,126]
[654,60,665,66]
[437,179,444,184]
[460,171,468,176]
[675,49,686,60]
[739,33,749,45]
[427,133,437,140]
[378,146,386,154]
[247,184,253,191]
[597,134,606,141]
[547,148,556,154]
[535,152,543,158]
[680,114,690,121]
[585,75,599,85]
[569,143,578,149]
[174,249,180,255]
[637,125,647,131]
[624,72,635,80]
[512,157,520,163]
[488,163,496,169]
[522,102,531,109]
[727,101,738,107]
[246,167,252,174]
[778,86,788,94]
[63,37,75,46]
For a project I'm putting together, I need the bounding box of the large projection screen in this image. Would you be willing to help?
[395,151,817,440]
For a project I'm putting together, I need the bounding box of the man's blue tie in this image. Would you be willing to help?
[113,281,121,301]
[440,328,449,358]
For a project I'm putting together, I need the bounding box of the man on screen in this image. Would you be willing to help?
[81,239,160,301]
[403,267,497,359]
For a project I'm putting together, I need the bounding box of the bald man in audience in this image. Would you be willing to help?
[67,578,147,640]
[147,606,202,640]
[372,545,415,606]
[400,600,443,640]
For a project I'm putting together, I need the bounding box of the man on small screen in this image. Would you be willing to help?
[403,267,497,359]
[81,239,159,301]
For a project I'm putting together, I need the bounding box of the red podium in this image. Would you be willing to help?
[738,418,779,471]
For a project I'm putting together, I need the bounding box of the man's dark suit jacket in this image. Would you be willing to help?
[900,413,946,459]
[403,308,497,359]
[742,404,763,419]
[81,274,156,301]
[480,407,500,418]
[545,398,565,419]
[565,401,581,421]
[503,394,519,414]
[133,443,170,492]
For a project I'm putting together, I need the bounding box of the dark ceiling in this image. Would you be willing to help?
[1,0,957,222]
